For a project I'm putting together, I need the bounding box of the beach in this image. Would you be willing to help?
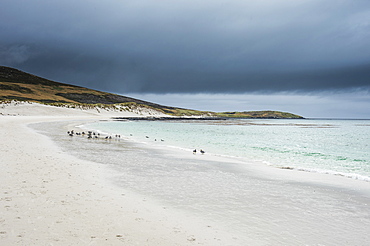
[1,103,370,245]
[0,103,236,245]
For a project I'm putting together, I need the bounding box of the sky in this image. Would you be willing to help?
[1,0,370,118]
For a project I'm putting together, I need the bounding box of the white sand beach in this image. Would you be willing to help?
[1,102,370,245]
[0,102,235,245]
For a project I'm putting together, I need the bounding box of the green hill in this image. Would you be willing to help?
[0,66,303,118]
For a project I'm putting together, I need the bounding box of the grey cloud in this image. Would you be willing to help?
[1,0,370,95]
[128,64,370,93]
[0,45,32,64]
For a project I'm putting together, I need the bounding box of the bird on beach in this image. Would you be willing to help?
[200,149,205,154]
[193,149,197,154]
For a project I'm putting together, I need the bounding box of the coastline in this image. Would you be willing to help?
[1,103,370,245]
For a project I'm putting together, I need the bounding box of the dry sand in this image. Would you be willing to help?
[0,103,233,245]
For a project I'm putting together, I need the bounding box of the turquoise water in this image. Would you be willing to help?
[85,119,370,181]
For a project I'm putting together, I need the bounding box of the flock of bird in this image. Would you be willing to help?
[67,130,205,154]
[66,130,120,140]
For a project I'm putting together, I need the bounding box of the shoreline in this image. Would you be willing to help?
[82,119,370,193]
[36,118,370,245]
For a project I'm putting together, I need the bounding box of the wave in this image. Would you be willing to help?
[276,165,370,182]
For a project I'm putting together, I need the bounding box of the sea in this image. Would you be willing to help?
[32,118,370,245]
[85,118,370,181]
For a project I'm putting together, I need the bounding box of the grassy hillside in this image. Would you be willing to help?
[0,66,303,118]
[0,66,179,113]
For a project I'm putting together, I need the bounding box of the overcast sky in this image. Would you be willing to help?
[1,0,370,118]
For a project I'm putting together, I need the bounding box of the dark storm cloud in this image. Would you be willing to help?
[1,0,370,93]
[130,63,370,93]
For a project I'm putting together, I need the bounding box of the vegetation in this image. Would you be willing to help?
[0,66,304,119]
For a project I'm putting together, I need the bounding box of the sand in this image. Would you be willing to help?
[0,103,234,245]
